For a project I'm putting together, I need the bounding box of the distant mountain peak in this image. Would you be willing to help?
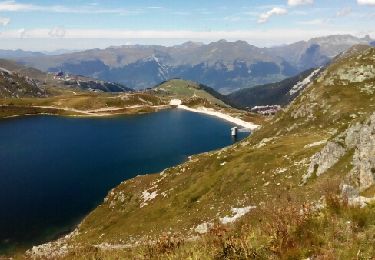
[362,34,372,41]
[234,40,248,45]
[178,41,204,48]
[217,39,228,43]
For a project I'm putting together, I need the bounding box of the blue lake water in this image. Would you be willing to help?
[0,109,248,253]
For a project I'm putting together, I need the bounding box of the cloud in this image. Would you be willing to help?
[48,26,66,38]
[0,16,10,26]
[299,18,330,25]
[0,0,140,15]
[357,0,375,5]
[336,7,352,17]
[18,28,27,38]
[258,7,287,23]
[0,28,358,43]
[288,0,314,6]
[0,1,33,11]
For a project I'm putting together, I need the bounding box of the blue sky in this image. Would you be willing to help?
[0,0,374,51]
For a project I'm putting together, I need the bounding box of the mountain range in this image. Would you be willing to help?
[5,34,372,94]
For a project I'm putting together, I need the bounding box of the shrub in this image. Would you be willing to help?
[143,233,184,259]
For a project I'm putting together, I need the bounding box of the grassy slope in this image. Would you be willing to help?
[0,90,168,118]
[153,79,228,107]
[151,79,265,125]
[25,47,375,259]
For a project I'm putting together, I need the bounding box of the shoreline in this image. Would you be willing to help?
[31,105,171,117]
[1,104,260,131]
[0,105,172,119]
[178,105,259,130]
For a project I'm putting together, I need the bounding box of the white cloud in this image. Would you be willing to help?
[0,1,33,11]
[48,26,66,38]
[298,18,329,25]
[0,16,10,26]
[336,7,352,17]
[288,0,314,6]
[0,29,368,51]
[258,7,288,23]
[0,0,140,15]
[357,0,375,5]
[18,28,27,38]
[0,28,357,41]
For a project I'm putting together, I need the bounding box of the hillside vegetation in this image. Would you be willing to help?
[24,47,375,259]
[153,79,228,107]
[0,91,169,118]
[151,79,264,126]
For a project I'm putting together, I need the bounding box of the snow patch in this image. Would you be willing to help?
[95,243,132,250]
[256,137,274,148]
[194,222,213,234]
[304,140,327,149]
[220,206,256,224]
[289,68,321,96]
[140,190,158,208]
[0,67,13,75]
[275,168,287,174]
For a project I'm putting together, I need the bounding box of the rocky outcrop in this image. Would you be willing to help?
[26,229,80,259]
[303,113,375,193]
[303,142,346,183]
[0,69,47,98]
[348,114,375,191]
[342,184,375,208]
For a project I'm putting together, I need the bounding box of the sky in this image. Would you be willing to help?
[0,0,374,51]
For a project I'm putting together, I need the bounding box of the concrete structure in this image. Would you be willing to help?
[231,127,238,137]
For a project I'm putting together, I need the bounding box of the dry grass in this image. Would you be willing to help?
[37,185,375,260]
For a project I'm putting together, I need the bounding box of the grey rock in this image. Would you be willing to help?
[304,113,375,192]
[341,184,359,198]
[303,142,346,183]
[349,114,375,191]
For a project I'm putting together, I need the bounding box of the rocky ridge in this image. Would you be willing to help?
[0,67,47,98]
